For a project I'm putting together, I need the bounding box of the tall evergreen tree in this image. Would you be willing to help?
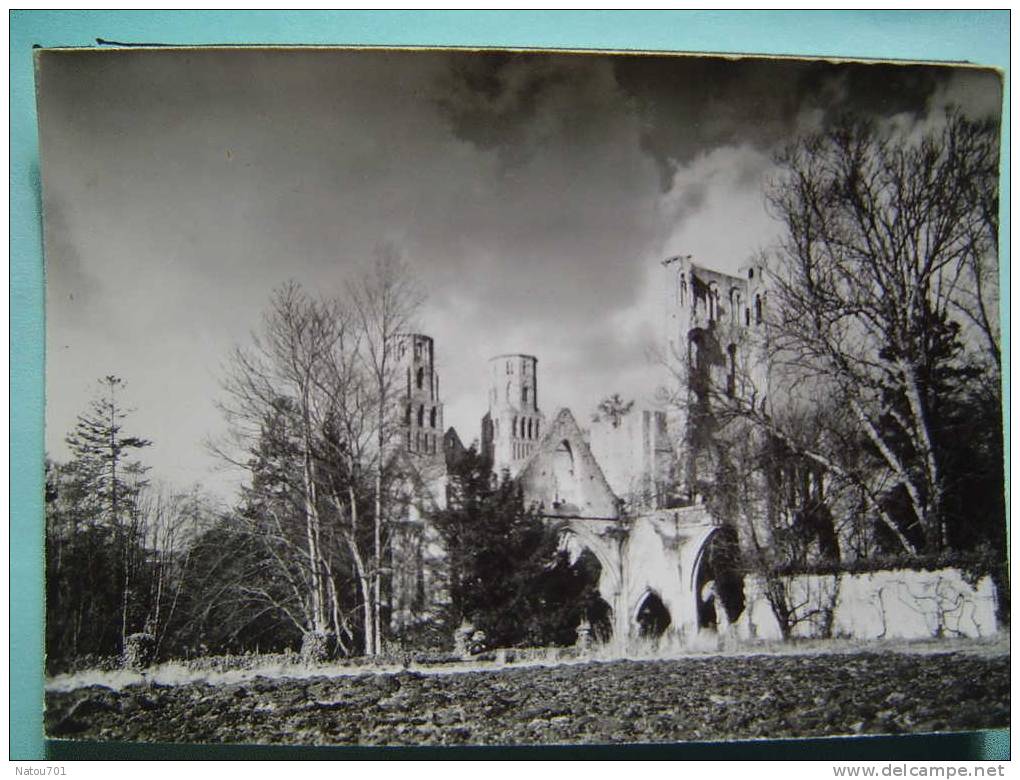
[46,377,154,669]
[65,376,152,528]
[431,448,606,648]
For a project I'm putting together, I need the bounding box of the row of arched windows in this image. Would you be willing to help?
[407,430,438,455]
[676,271,765,328]
[708,287,764,326]
[513,442,534,460]
[405,404,438,429]
[511,416,539,440]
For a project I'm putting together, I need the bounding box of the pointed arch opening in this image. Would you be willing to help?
[635,591,671,639]
[693,526,745,630]
[541,546,614,646]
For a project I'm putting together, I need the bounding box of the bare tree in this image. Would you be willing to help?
[656,111,1001,575]
[137,485,213,659]
[216,283,355,649]
[764,111,1001,554]
[348,244,424,655]
[216,252,424,657]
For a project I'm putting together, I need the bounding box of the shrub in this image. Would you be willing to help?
[122,632,156,671]
[299,631,337,664]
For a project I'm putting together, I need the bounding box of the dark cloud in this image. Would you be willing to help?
[435,51,627,170]
[435,51,984,192]
[617,57,963,190]
[437,52,566,160]
[927,67,1004,120]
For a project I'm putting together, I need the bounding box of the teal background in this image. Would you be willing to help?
[10,10,1009,760]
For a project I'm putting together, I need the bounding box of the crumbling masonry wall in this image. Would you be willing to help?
[736,568,998,641]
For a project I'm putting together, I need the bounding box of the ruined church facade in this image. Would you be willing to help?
[391,257,768,646]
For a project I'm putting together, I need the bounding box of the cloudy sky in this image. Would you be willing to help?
[37,48,1001,501]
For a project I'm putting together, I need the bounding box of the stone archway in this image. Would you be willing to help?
[556,522,623,641]
[691,525,745,631]
[563,548,614,643]
[617,509,745,645]
[558,524,621,596]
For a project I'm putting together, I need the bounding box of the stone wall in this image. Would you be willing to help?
[735,568,999,642]
[589,408,674,511]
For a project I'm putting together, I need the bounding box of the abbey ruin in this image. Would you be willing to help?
[388,257,998,648]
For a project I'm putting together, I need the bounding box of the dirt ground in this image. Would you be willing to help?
[45,647,1009,747]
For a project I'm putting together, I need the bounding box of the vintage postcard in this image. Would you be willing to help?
[37,45,1007,748]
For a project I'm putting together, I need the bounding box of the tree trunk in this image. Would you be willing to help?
[373,470,383,656]
[345,486,374,656]
[322,556,351,655]
[155,548,189,659]
[120,553,130,647]
[897,358,945,551]
[302,447,329,632]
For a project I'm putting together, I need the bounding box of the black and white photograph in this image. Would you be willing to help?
[37,44,1007,748]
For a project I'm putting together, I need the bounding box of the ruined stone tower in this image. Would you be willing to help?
[390,332,450,637]
[659,255,770,500]
[481,354,544,477]
[398,333,444,463]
